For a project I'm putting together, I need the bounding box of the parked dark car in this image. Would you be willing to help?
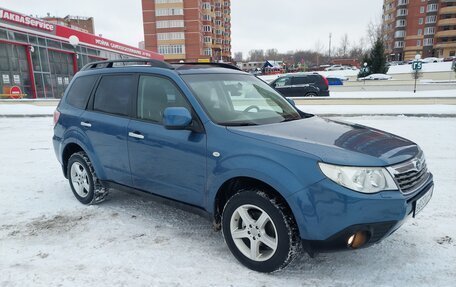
[270,73,330,97]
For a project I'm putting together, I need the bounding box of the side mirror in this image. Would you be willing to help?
[286,98,296,106]
[163,107,192,130]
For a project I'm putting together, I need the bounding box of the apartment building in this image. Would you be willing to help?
[142,0,232,62]
[383,0,456,61]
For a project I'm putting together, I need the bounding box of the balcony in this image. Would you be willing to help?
[433,42,456,49]
[435,30,456,38]
[439,6,456,14]
[437,18,456,26]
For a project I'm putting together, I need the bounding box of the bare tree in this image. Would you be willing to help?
[233,52,243,62]
[339,34,349,58]
[366,17,384,47]
[248,49,265,62]
[265,48,279,60]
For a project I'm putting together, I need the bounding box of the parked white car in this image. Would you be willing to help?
[421,57,443,63]
[358,74,392,81]
[325,65,345,71]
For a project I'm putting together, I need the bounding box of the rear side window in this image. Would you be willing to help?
[93,75,135,116]
[291,77,310,85]
[308,75,324,85]
[66,75,98,109]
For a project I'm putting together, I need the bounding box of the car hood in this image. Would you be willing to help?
[227,116,419,166]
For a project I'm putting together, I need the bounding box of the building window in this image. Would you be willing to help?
[398,0,408,5]
[425,15,437,24]
[156,20,184,28]
[424,27,435,35]
[417,29,422,36]
[157,32,185,41]
[396,19,407,27]
[423,38,434,46]
[215,20,222,26]
[394,41,405,48]
[416,40,421,47]
[202,2,211,9]
[397,9,408,16]
[395,30,406,38]
[420,7,425,13]
[418,18,424,25]
[203,25,212,32]
[155,8,184,16]
[202,14,211,21]
[204,36,212,43]
[427,4,438,13]
[158,44,185,55]
[203,48,212,56]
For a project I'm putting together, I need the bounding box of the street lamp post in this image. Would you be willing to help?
[69,35,80,74]
[363,62,368,85]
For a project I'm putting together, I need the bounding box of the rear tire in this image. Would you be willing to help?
[305,92,317,97]
[67,151,108,205]
[222,190,300,273]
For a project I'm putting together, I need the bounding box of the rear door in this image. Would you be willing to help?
[80,74,136,186]
[290,76,312,97]
[271,77,293,97]
[127,74,207,207]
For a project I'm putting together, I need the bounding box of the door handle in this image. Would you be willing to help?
[80,121,92,128]
[128,131,144,140]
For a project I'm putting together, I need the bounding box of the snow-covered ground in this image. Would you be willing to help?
[388,62,453,75]
[327,89,456,98]
[1,117,455,287]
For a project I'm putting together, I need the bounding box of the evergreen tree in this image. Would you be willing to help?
[369,37,388,74]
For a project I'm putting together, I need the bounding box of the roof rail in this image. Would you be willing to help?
[171,62,241,71]
[80,59,174,71]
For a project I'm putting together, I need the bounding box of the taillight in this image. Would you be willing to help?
[53,110,61,126]
[322,76,329,87]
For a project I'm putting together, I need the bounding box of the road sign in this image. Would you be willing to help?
[361,67,369,73]
[412,61,422,71]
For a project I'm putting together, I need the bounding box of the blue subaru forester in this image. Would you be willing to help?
[53,59,434,272]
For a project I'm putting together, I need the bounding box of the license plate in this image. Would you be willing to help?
[415,186,433,216]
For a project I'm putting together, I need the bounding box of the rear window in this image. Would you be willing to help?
[93,75,135,116]
[291,77,310,85]
[66,75,98,109]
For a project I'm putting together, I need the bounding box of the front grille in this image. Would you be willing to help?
[388,151,430,195]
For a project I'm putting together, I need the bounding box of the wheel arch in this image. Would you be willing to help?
[212,176,298,232]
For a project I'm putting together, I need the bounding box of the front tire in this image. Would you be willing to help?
[67,151,108,205]
[222,190,300,272]
[305,92,317,97]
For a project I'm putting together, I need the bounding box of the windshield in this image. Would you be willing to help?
[182,74,302,126]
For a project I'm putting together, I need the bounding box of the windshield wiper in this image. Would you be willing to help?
[220,122,258,126]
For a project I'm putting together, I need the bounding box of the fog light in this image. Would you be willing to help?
[347,231,368,249]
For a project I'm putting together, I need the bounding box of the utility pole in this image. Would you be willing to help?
[328,33,332,61]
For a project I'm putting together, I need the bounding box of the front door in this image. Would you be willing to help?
[127,75,207,207]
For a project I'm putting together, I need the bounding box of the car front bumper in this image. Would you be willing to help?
[287,175,434,253]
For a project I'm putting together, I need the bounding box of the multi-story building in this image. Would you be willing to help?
[383,0,456,61]
[142,0,231,62]
[42,14,95,34]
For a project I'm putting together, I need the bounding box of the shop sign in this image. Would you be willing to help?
[13,75,20,84]
[0,8,55,32]
[2,74,10,84]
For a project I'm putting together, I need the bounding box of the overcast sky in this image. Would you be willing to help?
[2,0,383,57]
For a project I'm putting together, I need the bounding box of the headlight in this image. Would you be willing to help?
[318,162,398,194]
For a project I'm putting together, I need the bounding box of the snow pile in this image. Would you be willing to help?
[297,104,456,115]
[328,90,456,99]
[0,117,455,286]
[388,62,453,75]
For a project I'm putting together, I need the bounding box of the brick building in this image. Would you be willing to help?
[142,0,231,62]
[383,0,456,61]
[42,15,95,34]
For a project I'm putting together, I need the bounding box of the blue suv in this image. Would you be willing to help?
[53,59,434,272]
